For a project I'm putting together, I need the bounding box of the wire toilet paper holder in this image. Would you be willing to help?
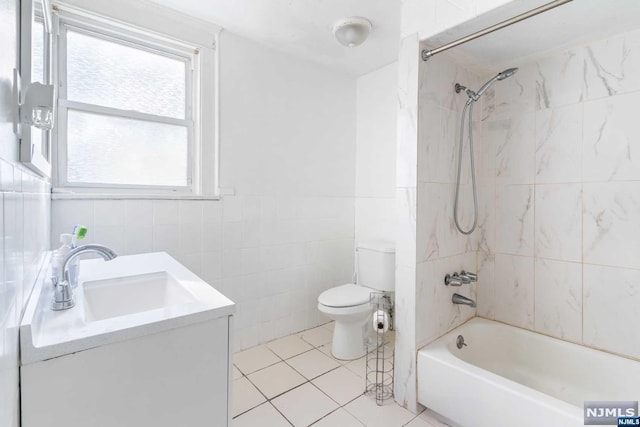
[365,291,394,405]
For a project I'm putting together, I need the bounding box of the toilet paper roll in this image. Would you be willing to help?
[372,310,389,334]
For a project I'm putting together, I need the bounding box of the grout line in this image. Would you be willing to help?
[267,401,295,426]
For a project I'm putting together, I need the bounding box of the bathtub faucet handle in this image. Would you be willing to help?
[444,273,464,286]
[460,271,477,283]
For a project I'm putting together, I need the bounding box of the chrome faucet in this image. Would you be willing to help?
[452,293,476,308]
[51,244,118,311]
[444,271,478,286]
[460,271,477,282]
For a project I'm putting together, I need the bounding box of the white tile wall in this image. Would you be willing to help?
[52,196,354,351]
[356,63,397,200]
[394,0,506,403]
[495,185,534,256]
[493,254,534,329]
[393,34,420,412]
[416,253,476,345]
[476,27,640,361]
[534,258,582,342]
[534,104,583,183]
[415,51,480,350]
[583,93,640,182]
[534,184,582,262]
[355,62,397,246]
[1,2,51,425]
[583,264,640,359]
[0,161,50,427]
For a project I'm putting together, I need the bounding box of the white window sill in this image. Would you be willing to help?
[51,192,222,201]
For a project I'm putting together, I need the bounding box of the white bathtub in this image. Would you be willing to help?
[417,318,640,427]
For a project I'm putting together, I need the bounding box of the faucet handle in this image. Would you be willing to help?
[52,280,75,311]
[444,273,463,286]
[460,271,477,282]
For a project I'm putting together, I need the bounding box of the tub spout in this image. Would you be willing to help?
[452,293,476,308]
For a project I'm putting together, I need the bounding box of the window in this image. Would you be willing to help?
[53,8,217,196]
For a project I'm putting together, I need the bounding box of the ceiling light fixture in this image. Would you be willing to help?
[333,17,372,48]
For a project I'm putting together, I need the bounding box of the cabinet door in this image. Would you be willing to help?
[22,317,230,427]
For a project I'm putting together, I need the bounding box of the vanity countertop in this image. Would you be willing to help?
[20,252,235,365]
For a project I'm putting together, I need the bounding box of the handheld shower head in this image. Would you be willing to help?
[474,67,519,99]
[497,67,519,80]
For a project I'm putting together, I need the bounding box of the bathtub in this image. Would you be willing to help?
[417,318,640,427]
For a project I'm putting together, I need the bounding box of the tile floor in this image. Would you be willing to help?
[232,322,449,427]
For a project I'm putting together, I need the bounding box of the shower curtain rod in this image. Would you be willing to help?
[421,0,573,61]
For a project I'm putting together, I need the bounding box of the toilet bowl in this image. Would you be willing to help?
[317,241,395,361]
[318,284,374,360]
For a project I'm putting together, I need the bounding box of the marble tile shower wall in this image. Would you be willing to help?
[0,159,50,426]
[476,27,640,361]
[415,52,482,348]
[51,196,354,351]
[395,0,514,412]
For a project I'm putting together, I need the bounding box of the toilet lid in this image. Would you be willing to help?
[318,284,372,308]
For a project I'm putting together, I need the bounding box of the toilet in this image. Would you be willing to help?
[317,241,395,360]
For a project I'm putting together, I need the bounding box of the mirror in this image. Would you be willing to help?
[19,0,54,177]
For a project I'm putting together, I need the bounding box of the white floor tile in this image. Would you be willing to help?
[234,345,281,374]
[266,335,314,359]
[232,365,243,380]
[272,383,339,426]
[232,377,266,417]
[317,343,348,365]
[343,355,367,378]
[248,361,306,399]
[313,408,364,426]
[405,416,437,427]
[233,403,291,427]
[322,321,335,332]
[312,366,364,406]
[344,395,415,427]
[298,325,333,347]
[317,343,333,357]
[287,349,341,380]
[417,409,451,426]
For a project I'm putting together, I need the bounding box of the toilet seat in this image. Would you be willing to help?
[318,284,372,308]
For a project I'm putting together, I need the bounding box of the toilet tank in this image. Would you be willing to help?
[356,241,395,292]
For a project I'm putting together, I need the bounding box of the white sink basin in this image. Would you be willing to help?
[83,271,197,322]
[20,252,235,364]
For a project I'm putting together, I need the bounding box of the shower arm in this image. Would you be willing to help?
[421,0,573,61]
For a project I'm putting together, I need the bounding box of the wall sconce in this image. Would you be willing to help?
[13,68,55,137]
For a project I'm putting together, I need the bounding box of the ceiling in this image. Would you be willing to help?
[424,0,640,74]
[146,0,401,76]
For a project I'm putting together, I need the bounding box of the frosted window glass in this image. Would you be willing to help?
[66,30,186,119]
[67,110,188,187]
[32,20,44,83]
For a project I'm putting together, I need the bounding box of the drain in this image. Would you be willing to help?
[456,335,467,349]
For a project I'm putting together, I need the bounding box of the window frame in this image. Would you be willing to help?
[52,9,206,196]
[19,0,54,178]
[31,15,52,170]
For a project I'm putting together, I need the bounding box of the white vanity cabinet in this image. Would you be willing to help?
[20,252,235,427]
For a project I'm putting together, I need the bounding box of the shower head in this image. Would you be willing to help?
[497,67,519,80]
[473,67,519,99]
